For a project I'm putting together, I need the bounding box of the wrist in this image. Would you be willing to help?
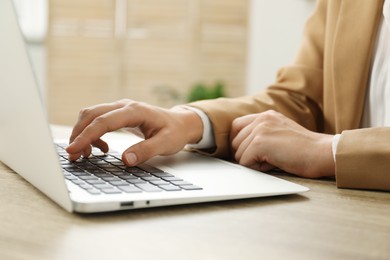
[171,106,203,144]
[315,134,336,177]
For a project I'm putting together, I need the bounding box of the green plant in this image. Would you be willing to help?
[187,81,226,102]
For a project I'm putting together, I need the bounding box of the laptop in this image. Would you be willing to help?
[0,0,308,213]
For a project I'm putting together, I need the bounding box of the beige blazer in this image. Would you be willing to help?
[190,0,390,191]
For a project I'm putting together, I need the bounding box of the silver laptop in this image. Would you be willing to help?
[0,0,308,213]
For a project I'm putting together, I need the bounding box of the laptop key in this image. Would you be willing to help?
[65,175,78,181]
[132,172,152,178]
[161,176,183,182]
[159,184,182,191]
[63,166,82,172]
[102,157,121,163]
[141,176,161,182]
[136,163,164,173]
[100,176,121,182]
[126,167,146,174]
[126,179,147,185]
[79,183,94,190]
[111,162,126,167]
[71,179,86,185]
[180,185,202,191]
[135,183,162,192]
[98,165,121,171]
[109,180,129,186]
[71,171,90,177]
[79,175,99,181]
[73,160,91,166]
[85,168,107,174]
[152,172,174,178]
[85,179,106,185]
[101,188,122,194]
[118,186,142,193]
[86,189,102,195]
[149,180,171,186]
[111,171,127,176]
[93,183,115,190]
[170,180,193,186]
[119,174,138,180]
[94,173,114,178]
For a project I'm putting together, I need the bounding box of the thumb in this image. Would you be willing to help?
[122,133,175,166]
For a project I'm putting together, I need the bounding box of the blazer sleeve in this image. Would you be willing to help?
[336,128,390,191]
[189,0,328,159]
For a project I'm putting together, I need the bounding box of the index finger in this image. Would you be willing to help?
[66,104,146,155]
[69,101,126,144]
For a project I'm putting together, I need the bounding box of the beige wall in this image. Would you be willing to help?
[246,0,316,94]
[47,0,249,125]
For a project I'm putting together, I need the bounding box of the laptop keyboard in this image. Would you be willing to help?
[56,143,202,195]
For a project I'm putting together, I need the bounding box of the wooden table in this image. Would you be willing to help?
[0,126,389,260]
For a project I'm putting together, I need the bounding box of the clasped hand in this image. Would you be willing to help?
[230,110,335,178]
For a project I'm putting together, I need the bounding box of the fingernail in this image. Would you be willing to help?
[125,153,137,165]
[66,140,78,152]
[68,153,80,162]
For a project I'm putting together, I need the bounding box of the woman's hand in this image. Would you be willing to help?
[66,99,203,166]
[230,110,335,178]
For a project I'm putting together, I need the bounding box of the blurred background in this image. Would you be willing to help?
[14,0,315,126]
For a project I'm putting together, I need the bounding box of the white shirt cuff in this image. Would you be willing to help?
[181,106,216,149]
[332,134,341,162]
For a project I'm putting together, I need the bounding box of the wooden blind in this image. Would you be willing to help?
[47,0,249,125]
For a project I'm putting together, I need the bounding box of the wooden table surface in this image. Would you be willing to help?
[0,126,389,260]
